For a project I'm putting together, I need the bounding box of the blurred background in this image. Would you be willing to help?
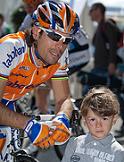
[0,0,124,37]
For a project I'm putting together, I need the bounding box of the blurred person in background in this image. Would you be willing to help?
[81,2,118,96]
[19,0,44,31]
[11,5,27,32]
[0,13,12,38]
[89,2,117,77]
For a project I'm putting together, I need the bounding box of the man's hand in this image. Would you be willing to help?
[50,113,71,145]
[24,118,55,149]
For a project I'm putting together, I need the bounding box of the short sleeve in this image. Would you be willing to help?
[53,48,69,78]
[62,137,77,162]
[0,38,25,78]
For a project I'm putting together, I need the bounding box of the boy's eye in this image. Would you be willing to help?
[88,118,96,123]
[90,118,95,121]
[103,117,109,120]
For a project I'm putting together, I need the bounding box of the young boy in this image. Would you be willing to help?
[62,86,124,162]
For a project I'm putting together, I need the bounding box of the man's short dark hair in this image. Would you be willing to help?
[90,3,106,14]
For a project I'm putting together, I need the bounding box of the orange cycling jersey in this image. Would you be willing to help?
[0,32,69,101]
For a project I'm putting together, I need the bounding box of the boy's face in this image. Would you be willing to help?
[84,108,117,140]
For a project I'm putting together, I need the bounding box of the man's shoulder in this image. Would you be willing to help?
[0,32,26,43]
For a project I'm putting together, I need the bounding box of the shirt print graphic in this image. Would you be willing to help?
[75,146,115,162]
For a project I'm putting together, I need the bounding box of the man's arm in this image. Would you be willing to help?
[51,79,73,118]
[0,79,30,129]
[46,78,73,145]
[0,79,55,148]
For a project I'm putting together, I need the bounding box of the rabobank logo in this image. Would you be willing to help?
[2,46,25,68]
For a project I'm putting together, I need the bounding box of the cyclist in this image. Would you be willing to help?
[19,0,69,115]
[19,0,73,155]
[19,0,72,115]
[0,1,80,161]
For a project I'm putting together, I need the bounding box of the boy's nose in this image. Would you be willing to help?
[96,120,102,128]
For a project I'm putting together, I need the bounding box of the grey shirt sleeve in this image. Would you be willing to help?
[61,137,77,162]
[113,141,124,162]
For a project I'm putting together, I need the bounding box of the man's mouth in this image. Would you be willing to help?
[51,52,58,57]
[50,51,60,58]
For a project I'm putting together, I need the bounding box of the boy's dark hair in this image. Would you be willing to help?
[80,86,120,117]
[90,3,106,14]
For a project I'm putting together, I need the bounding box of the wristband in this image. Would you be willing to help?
[24,118,42,143]
[53,113,70,128]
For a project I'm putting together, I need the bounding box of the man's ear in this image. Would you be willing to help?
[32,25,41,40]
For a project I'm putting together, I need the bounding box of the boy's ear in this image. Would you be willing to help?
[82,117,87,126]
[113,114,118,125]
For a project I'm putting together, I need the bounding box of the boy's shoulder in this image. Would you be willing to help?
[112,138,124,151]
[68,134,87,146]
